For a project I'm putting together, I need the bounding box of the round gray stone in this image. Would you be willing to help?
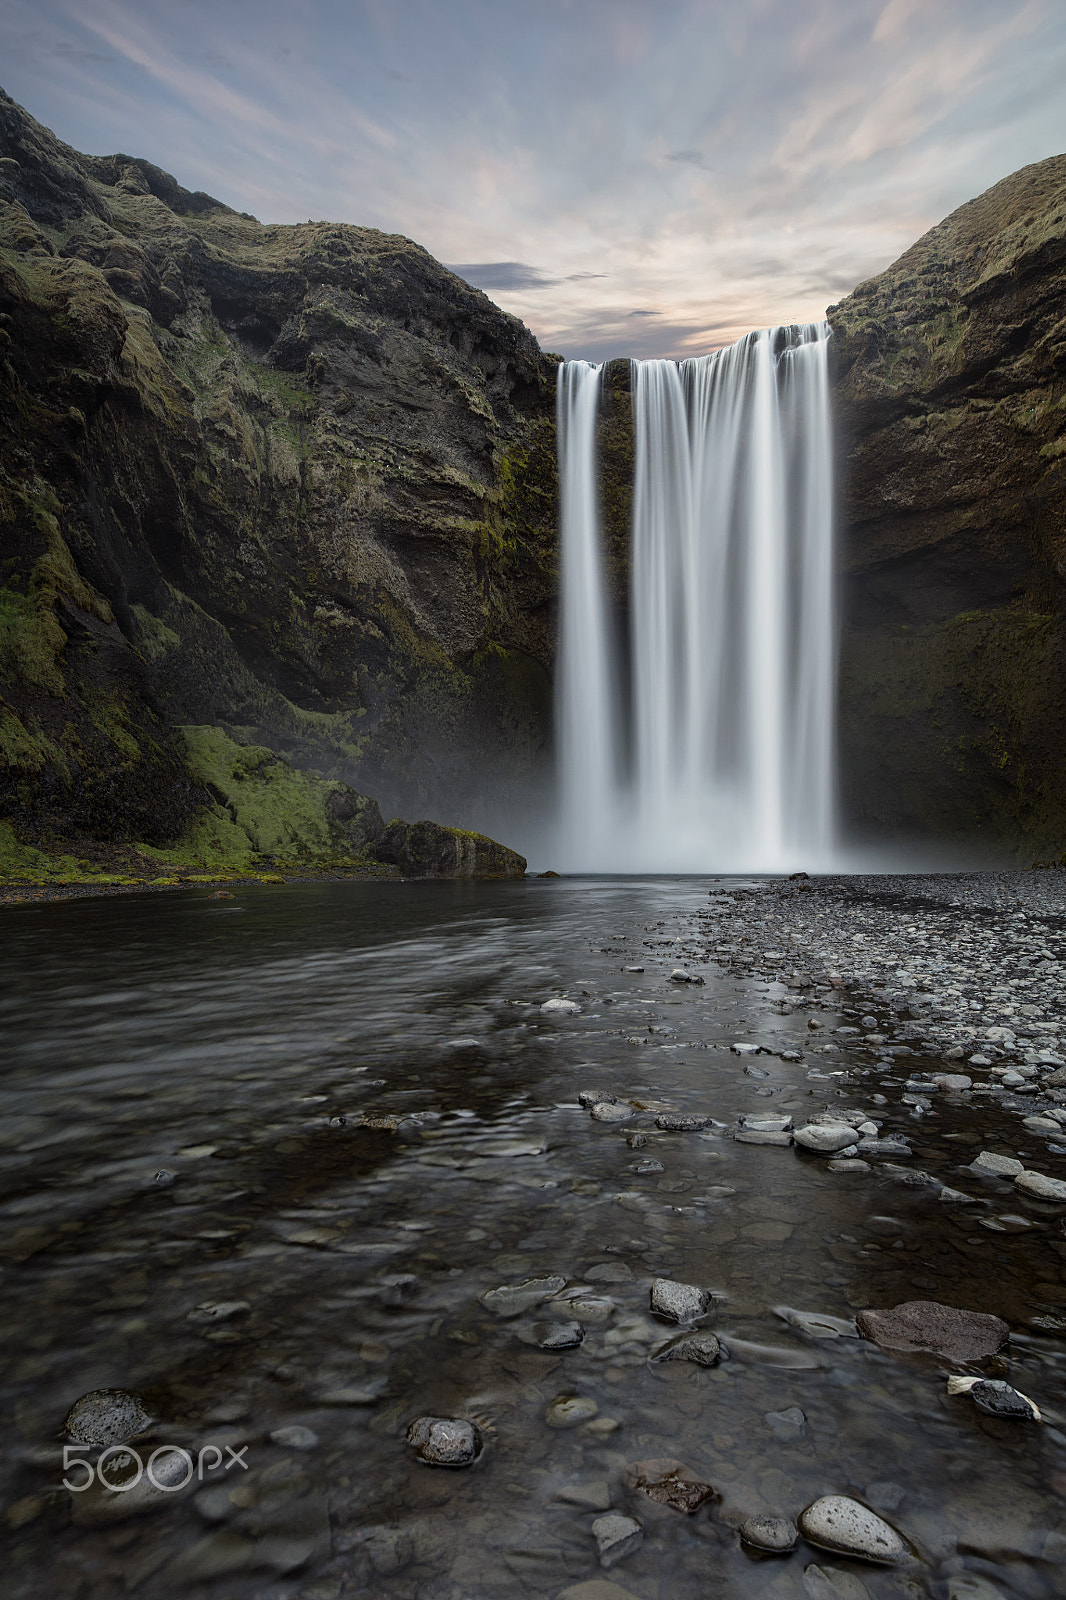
[65,1389,153,1447]
[738,1514,797,1553]
[406,1415,482,1467]
[794,1125,859,1155]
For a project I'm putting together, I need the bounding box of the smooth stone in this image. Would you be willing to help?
[650,1331,721,1367]
[731,1042,762,1055]
[933,1074,973,1091]
[740,1114,793,1132]
[269,1424,318,1450]
[406,1416,482,1467]
[738,1514,798,1553]
[586,1261,635,1283]
[855,1300,1008,1361]
[795,1125,858,1155]
[542,998,581,1014]
[187,1300,251,1324]
[650,1278,709,1323]
[591,1102,632,1123]
[736,1130,793,1146]
[797,1495,906,1564]
[545,1394,599,1429]
[1015,1170,1066,1201]
[939,1186,980,1205]
[828,1158,870,1171]
[556,1481,612,1511]
[555,1294,615,1326]
[803,1564,871,1600]
[480,1274,567,1317]
[856,1137,912,1156]
[969,1379,1039,1420]
[592,1512,644,1568]
[70,1444,196,1526]
[670,969,703,984]
[765,1405,807,1441]
[64,1389,153,1447]
[579,1090,618,1107]
[656,1113,710,1130]
[622,1457,715,1514]
[1023,1116,1061,1133]
[535,1320,586,1350]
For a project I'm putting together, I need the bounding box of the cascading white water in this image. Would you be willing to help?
[554,322,836,872]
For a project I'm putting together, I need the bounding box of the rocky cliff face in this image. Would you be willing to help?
[830,155,1066,856]
[0,88,558,868]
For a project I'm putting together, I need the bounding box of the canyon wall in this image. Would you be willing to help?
[0,88,557,870]
[830,155,1066,857]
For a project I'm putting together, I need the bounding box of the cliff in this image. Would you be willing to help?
[830,155,1066,856]
[0,88,556,879]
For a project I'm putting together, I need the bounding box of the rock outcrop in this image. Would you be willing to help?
[0,87,557,869]
[830,155,1066,855]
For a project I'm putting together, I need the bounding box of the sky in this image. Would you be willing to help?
[2,0,1065,360]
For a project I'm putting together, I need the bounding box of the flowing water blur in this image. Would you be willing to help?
[2,880,1065,1598]
[555,325,836,873]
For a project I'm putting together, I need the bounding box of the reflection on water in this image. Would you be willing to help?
[2,879,1065,1597]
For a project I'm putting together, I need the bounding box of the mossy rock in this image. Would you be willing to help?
[370,818,526,879]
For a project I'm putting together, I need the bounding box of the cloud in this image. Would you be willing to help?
[447,261,560,291]
[0,0,1062,360]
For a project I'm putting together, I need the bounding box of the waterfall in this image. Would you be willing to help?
[554,322,836,872]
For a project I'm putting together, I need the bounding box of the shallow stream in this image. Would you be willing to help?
[2,878,1065,1599]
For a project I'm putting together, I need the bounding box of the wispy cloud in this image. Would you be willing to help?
[0,0,1063,358]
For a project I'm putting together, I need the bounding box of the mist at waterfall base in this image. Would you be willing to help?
[553,323,839,874]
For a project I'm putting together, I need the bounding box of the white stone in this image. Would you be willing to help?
[794,1124,858,1155]
[970,1151,1024,1178]
[798,1495,906,1564]
[1015,1170,1066,1201]
[541,997,581,1014]
[592,1512,643,1568]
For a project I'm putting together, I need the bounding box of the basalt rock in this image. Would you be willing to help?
[0,88,556,865]
[830,154,1066,856]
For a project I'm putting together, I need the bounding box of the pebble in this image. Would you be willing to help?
[738,1514,798,1553]
[545,1394,599,1429]
[579,1089,618,1107]
[406,1416,482,1467]
[64,1389,153,1447]
[592,1512,644,1568]
[828,1158,870,1171]
[968,1379,1041,1420]
[669,969,703,984]
[541,997,581,1014]
[740,1114,793,1132]
[650,1278,710,1323]
[656,1113,710,1130]
[803,1566,871,1600]
[736,1129,793,1146]
[269,1424,318,1450]
[1014,1170,1066,1201]
[634,1158,664,1174]
[794,1124,858,1155]
[797,1495,906,1563]
[765,1405,807,1441]
[650,1331,721,1366]
[856,1300,1009,1361]
[480,1274,567,1317]
[535,1319,585,1350]
[556,1481,612,1511]
[591,1102,632,1123]
[622,1457,716,1514]
[933,1074,973,1091]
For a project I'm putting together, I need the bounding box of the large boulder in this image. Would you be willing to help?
[370,818,526,878]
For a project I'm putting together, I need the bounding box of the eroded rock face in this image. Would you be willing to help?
[830,154,1066,852]
[855,1299,1009,1361]
[0,88,557,856]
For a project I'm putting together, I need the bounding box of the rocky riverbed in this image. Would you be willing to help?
[3,873,1066,1600]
